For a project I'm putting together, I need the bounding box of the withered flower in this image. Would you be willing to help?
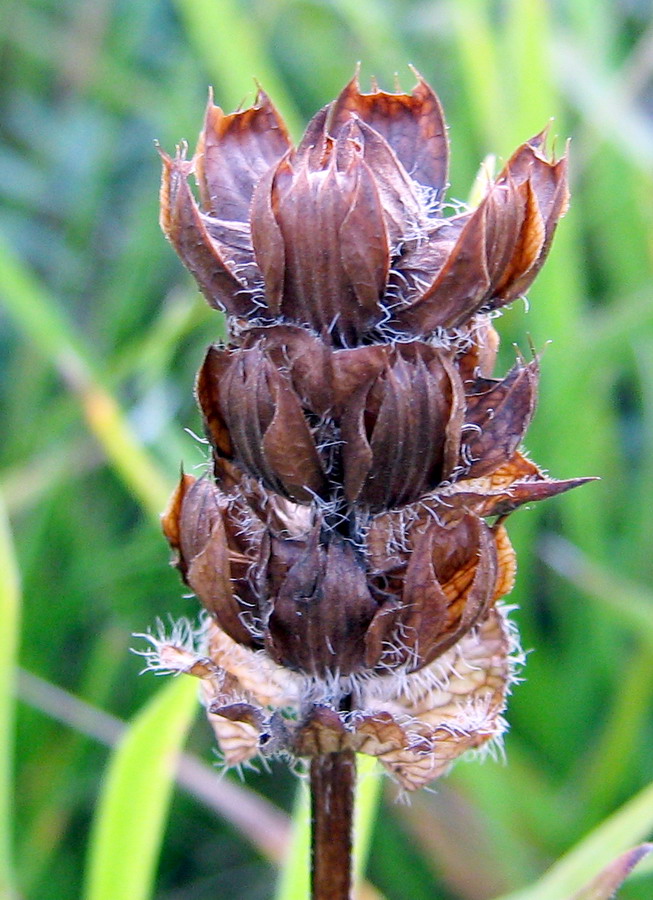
[160,73,568,345]
[150,71,590,807]
[195,324,555,512]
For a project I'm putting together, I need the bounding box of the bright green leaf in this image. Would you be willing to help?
[83,677,199,900]
[0,495,20,900]
[494,780,653,900]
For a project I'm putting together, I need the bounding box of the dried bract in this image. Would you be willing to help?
[155,71,589,788]
[160,74,568,345]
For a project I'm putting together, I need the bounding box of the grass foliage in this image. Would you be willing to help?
[2,0,653,897]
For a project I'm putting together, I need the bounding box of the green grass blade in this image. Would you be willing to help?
[503,0,556,141]
[540,536,653,648]
[172,0,302,135]
[0,495,20,900]
[0,240,171,519]
[571,844,653,900]
[274,776,310,900]
[83,676,198,900]
[352,757,383,891]
[493,778,653,900]
[325,0,409,76]
[448,0,508,149]
[0,238,88,366]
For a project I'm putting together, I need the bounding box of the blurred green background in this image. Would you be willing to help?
[2,0,653,898]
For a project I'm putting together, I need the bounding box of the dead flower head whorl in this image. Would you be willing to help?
[148,70,591,790]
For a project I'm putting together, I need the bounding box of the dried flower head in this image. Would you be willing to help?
[160,72,568,346]
[154,71,589,789]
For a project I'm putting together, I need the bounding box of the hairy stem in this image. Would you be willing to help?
[310,750,356,900]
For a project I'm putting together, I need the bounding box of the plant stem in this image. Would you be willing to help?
[310,749,356,900]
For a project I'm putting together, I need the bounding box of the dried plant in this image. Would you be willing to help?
[148,70,590,899]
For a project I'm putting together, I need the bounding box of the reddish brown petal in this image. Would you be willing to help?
[396,526,450,664]
[482,179,538,291]
[340,118,424,246]
[186,522,256,647]
[233,351,315,498]
[264,525,322,670]
[364,599,402,668]
[435,449,596,518]
[340,378,375,504]
[268,142,390,343]
[490,179,545,298]
[437,351,466,479]
[316,539,379,673]
[177,475,225,564]
[273,156,347,336]
[340,345,464,510]
[266,535,378,676]
[367,515,499,672]
[196,346,234,461]
[488,137,569,307]
[456,317,500,383]
[262,366,327,503]
[331,345,388,415]
[195,88,292,221]
[487,476,598,517]
[461,359,539,479]
[393,204,491,334]
[166,477,257,647]
[339,157,391,311]
[391,137,568,334]
[365,358,417,506]
[212,348,278,488]
[244,325,334,416]
[250,159,287,315]
[492,523,517,600]
[161,472,195,555]
[159,148,256,317]
[498,131,569,223]
[294,104,331,165]
[199,341,328,503]
[399,179,534,332]
[386,214,471,309]
[365,510,410,574]
[363,356,438,508]
[423,517,497,665]
[329,72,448,196]
[471,449,541,486]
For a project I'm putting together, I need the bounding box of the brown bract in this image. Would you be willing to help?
[161,456,589,679]
[145,601,518,791]
[160,74,568,345]
[155,71,590,787]
[195,322,552,513]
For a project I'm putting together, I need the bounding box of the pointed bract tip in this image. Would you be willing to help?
[526,123,569,164]
[252,79,271,107]
[154,140,169,164]
[407,62,423,84]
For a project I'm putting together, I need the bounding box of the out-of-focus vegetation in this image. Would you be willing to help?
[2,0,653,897]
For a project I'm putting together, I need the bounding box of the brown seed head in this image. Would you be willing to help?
[160,73,568,345]
[154,71,590,786]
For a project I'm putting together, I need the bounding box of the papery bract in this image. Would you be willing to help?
[160,73,568,345]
